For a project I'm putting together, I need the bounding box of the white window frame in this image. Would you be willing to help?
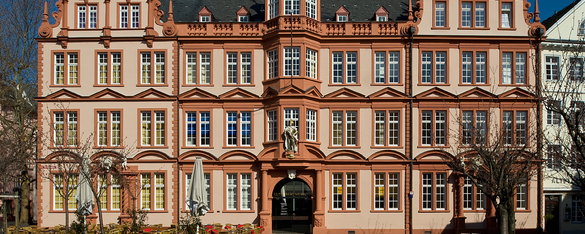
[154,173,165,210]
[268,49,278,79]
[516,183,527,210]
[284,47,300,77]
[306,49,318,79]
[306,0,317,19]
[306,109,317,141]
[435,2,446,27]
[97,112,108,147]
[186,112,211,147]
[241,52,252,84]
[337,15,347,22]
[186,52,197,84]
[375,52,386,83]
[200,52,211,84]
[268,0,279,19]
[227,53,238,84]
[267,110,278,142]
[545,56,560,81]
[501,2,512,28]
[284,0,300,15]
[78,6,87,29]
[140,52,152,84]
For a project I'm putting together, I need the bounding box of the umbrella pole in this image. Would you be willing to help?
[84,214,87,234]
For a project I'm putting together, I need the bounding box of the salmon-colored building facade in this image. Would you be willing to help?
[35,0,545,233]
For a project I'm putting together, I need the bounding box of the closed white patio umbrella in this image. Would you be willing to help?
[76,156,94,217]
[186,157,209,217]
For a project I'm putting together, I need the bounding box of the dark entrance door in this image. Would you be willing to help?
[545,195,560,234]
[272,178,312,234]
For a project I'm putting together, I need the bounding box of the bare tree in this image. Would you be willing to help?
[0,0,54,225]
[442,100,539,234]
[39,101,132,233]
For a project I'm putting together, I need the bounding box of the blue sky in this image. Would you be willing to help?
[529,0,580,21]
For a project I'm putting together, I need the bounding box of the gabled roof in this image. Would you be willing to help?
[159,0,413,23]
[543,0,583,30]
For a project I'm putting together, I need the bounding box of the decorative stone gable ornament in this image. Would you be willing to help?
[287,170,296,180]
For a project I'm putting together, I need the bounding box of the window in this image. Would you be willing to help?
[284,108,299,135]
[140,52,165,85]
[98,176,108,210]
[97,52,122,85]
[374,172,400,210]
[337,15,347,22]
[461,51,487,84]
[141,173,165,210]
[306,0,317,19]
[185,52,212,84]
[332,111,358,147]
[306,49,318,79]
[421,110,447,147]
[516,183,527,210]
[501,52,526,84]
[53,52,78,85]
[546,100,561,126]
[284,0,300,15]
[53,111,78,147]
[226,52,252,85]
[503,110,528,146]
[332,172,358,210]
[238,15,249,22]
[226,111,252,147]
[332,52,357,84]
[185,111,211,147]
[374,110,400,146]
[377,16,387,22]
[186,173,211,209]
[461,110,487,146]
[570,101,585,128]
[435,2,447,27]
[267,110,278,142]
[569,57,584,81]
[421,51,447,84]
[306,109,317,141]
[111,177,121,210]
[140,111,165,147]
[572,195,584,223]
[463,177,485,211]
[226,173,252,211]
[461,2,486,28]
[422,172,447,210]
[77,5,97,29]
[268,0,279,19]
[546,145,562,170]
[375,52,400,84]
[545,56,560,81]
[500,2,512,28]
[284,47,300,77]
[120,4,139,28]
[97,111,122,147]
[53,174,78,210]
[579,20,585,36]
[200,15,211,22]
[268,49,278,79]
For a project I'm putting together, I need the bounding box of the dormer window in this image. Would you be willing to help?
[199,7,212,23]
[237,7,250,22]
[375,6,389,22]
[336,6,349,22]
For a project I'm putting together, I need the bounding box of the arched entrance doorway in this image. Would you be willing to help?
[272,178,312,234]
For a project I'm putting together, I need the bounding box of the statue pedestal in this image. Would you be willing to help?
[284,151,298,159]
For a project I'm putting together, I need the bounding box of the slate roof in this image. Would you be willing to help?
[542,0,582,29]
[158,0,413,23]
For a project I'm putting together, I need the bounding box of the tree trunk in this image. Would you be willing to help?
[98,197,105,234]
[64,196,70,234]
[507,199,516,234]
[496,201,510,234]
[19,170,30,225]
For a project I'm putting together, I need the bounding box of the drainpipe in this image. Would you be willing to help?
[176,39,181,226]
[408,26,415,234]
[535,27,545,234]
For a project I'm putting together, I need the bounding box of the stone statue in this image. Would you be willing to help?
[284,119,298,152]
